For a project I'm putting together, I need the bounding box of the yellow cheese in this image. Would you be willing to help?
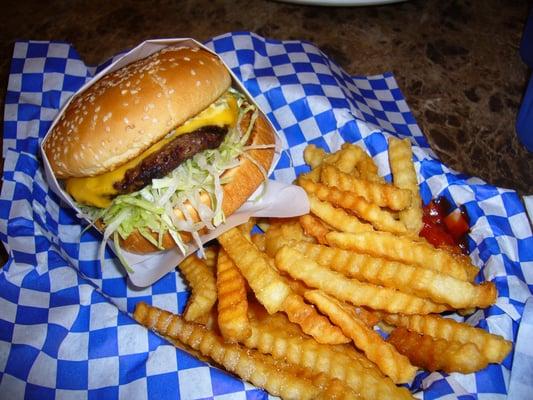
[66,93,238,208]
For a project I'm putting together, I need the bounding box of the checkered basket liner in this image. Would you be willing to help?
[1,32,532,399]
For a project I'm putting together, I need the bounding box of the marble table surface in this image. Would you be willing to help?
[1,0,532,191]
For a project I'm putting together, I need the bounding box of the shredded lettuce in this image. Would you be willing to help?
[79,91,271,270]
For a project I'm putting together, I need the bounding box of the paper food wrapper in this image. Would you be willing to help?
[39,38,309,287]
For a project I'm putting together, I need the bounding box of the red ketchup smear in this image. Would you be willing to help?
[420,197,470,255]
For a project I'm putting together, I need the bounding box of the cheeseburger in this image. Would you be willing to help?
[44,46,275,263]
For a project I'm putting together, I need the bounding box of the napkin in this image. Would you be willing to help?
[1,32,532,399]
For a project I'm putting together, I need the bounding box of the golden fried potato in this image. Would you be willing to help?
[299,213,331,244]
[242,318,413,399]
[388,137,423,234]
[178,254,217,323]
[304,290,417,384]
[203,245,219,271]
[216,248,252,342]
[307,195,374,234]
[133,302,358,400]
[219,228,347,344]
[250,233,267,252]
[388,327,489,374]
[303,144,327,169]
[326,231,472,281]
[281,293,350,344]
[275,246,447,314]
[291,241,496,309]
[320,164,412,211]
[298,178,407,234]
[382,313,512,364]
[340,143,383,182]
[219,228,291,314]
[264,219,314,257]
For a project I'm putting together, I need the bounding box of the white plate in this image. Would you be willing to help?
[278,0,407,6]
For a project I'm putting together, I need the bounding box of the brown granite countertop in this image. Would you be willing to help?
[2,0,532,194]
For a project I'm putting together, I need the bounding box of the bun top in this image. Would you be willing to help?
[44,46,231,178]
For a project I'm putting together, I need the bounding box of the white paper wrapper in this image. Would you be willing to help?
[40,38,309,287]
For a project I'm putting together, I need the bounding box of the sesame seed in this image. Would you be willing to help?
[198,60,204,65]
[191,69,196,76]
[183,57,190,61]
[196,81,201,87]
[121,90,128,95]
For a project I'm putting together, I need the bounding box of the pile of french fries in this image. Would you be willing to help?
[133,138,512,400]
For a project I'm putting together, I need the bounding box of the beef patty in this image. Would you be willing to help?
[114,125,227,195]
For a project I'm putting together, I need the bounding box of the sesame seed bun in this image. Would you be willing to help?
[44,46,232,178]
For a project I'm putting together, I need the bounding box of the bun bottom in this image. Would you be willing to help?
[118,113,275,254]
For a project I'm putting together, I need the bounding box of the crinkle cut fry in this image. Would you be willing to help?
[264,219,315,258]
[298,178,407,234]
[291,241,497,309]
[275,246,448,315]
[242,320,414,400]
[382,313,512,364]
[219,228,348,344]
[340,143,383,182]
[280,292,350,344]
[202,245,219,271]
[304,290,418,384]
[133,302,358,400]
[308,195,374,234]
[320,163,412,211]
[299,213,331,244]
[178,254,217,322]
[326,231,471,281]
[388,137,423,234]
[388,327,489,374]
[218,227,292,314]
[216,247,252,342]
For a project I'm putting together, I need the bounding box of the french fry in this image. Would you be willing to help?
[320,164,412,211]
[300,166,322,183]
[381,313,512,364]
[203,245,219,271]
[133,302,357,400]
[298,178,407,234]
[248,301,307,339]
[216,247,252,342]
[281,292,350,344]
[251,233,267,252]
[219,228,348,344]
[275,246,448,314]
[303,144,327,169]
[303,143,366,175]
[242,319,414,399]
[238,217,256,241]
[264,219,314,257]
[291,241,497,309]
[340,143,382,182]
[326,231,472,281]
[388,327,489,374]
[388,137,423,234]
[218,228,292,314]
[308,195,374,234]
[178,254,217,323]
[299,213,331,244]
[304,290,417,384]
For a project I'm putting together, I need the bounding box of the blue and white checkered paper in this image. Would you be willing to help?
[1,32,532,399]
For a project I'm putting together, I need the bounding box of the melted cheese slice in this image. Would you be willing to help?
[66,93,238,208]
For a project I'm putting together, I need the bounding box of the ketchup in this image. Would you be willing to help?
[420,197,470,254]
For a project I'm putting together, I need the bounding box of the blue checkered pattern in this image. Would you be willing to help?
[1,32,532,399]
